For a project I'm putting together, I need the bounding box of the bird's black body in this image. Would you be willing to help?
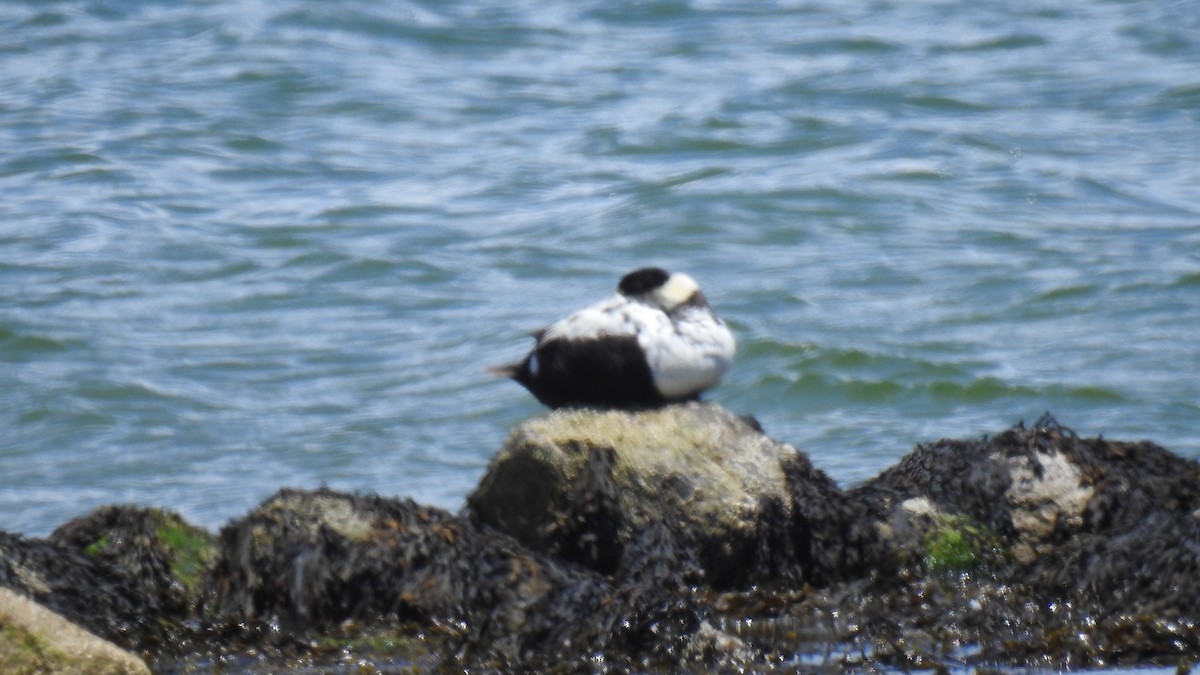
[504,334,664,409]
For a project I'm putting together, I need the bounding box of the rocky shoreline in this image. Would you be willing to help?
[3,404,1199,672]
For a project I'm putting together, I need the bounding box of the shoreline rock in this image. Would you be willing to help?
[2,408,1198,671]
[467,403,853,584]
[0,587,150,675]
[466,403,890,589]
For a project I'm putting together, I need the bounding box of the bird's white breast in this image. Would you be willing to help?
[639,306,735,399]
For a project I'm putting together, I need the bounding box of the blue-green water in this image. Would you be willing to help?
[2,0,1198,536]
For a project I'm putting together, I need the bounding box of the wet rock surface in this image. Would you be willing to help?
[1,409,1198,672]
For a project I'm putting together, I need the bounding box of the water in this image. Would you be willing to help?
[2,0,1198,537]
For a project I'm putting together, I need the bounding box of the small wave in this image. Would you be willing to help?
[1159,83,1200,109]
[763,373,982,404]
[1171,272,1200,288]
[0,325,85,363]
[749,342,974,382]
[223,135,285,153]
[76,378,200,406]
[1,149,110,180]
[318,204,418,221]
[934,34,1047,53]
[736,353,1126,408]
[1031,283,1102,303]
[903,94,994,112]
[314,257,403,284]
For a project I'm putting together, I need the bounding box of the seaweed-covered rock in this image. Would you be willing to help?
[205,487,724,669]
[51,506,217,621]
[0,587,150,675]
[207,488,541,636]
[4,412,1200,671]
[682,416,1200,671]
[0,505,218,655]
[844,415,1200,667]
[854,415,1200,576]
[0,530,150,651]
[466,402,882,586]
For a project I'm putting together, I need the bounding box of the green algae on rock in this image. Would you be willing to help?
[52,506,218,604]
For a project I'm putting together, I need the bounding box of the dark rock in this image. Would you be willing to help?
[844,415,1200,667]
[0,506,218,659]
[1,526,155,652]
[205,487,725,670]
[206,487,547,637]
[780,450,894,585]
[50,505,216,623]
[854,415,1200,581]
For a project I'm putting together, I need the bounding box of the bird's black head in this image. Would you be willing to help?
[618,267,670,296]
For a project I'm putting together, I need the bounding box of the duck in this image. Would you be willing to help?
[491,267,735,409]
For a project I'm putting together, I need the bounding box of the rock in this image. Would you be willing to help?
[4,412,1200,671]
[204,487,712,669]
[206,487,528,634]
[50,505,217,623]
[466,402,882,586]
[845,415,1200,665]
[0,586,150,675]
[854,414,1200,576]
[0,530,150,652]
[0,506,219,663]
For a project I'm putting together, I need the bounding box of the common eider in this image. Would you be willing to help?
[492,267,736,409]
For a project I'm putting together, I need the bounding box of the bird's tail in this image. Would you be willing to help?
[486,363,521,379]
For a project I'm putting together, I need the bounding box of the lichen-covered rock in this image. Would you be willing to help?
[469,403,791,540]
[466,402,883,586]
[0,587,150,675]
